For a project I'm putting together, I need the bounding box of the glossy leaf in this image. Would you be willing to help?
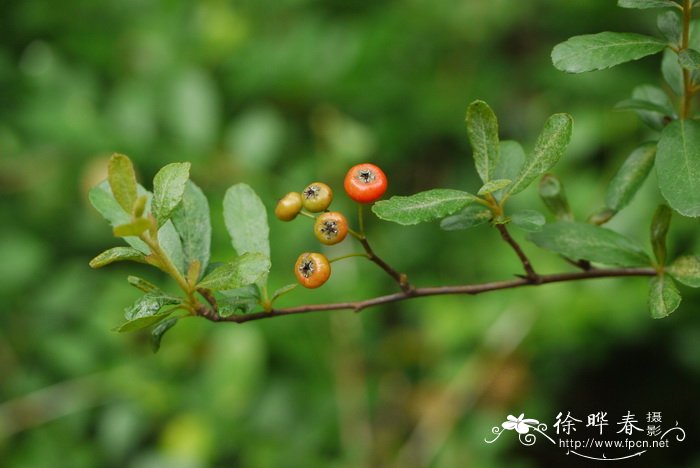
[605,143,656,211]
[223,183,270,259]
[439,204,492,231]
[89,182,150,253]
[656,119,700,217]
[89,247,145,268]
[668,255,700,287]
[552,32,667,73]
[108,153,138,212]
[511,210,546,232]
[151,317,178,352]
[651,204,672,264]
[465,100,500,183]
[197,252,271,291]
[114,310,176,333]
[477,179,511,196]
[618,0,681,8]
[528,221,651,267]
[679,48,700,70]
[507,113,573,196]
[648,275,681,319]
[538,174,572,221]
[152,162,191,226]
[171,181,211,279]
[218,285,260,316]
[113,218,150,237]
[372,189,478,225]
[124,292,182,321]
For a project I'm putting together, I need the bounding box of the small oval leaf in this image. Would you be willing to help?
[668,255,700,287]
[372,189,478,225]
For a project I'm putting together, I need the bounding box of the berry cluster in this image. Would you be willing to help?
[275,163,388,288]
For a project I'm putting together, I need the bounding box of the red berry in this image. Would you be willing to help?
[294,252,331,288]
[344,163,387,203]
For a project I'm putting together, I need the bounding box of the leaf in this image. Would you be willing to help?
[272,283,298,301]
[528,221,651,267]
[648,275,681,319]
[89,247,146,268]
[538,174,573,221]
[88,182,150,253]
[511,210,546,232]
[658,10,682,44]
[108,154,138,212]
[158,220,186,275]
[114,310,176,333]
[605,143,657,212]
[552,32,667,73]
[656,119,700,217]
[113,218,151,237]
[494,140,526,182]
[662,48,683,95]
[223,183,270,259]
[668,255,700,287]
[218,285,260,316]
[151,317,178,352]
[171,181,211,279]
[372,189,478,225]
[507,114,573,196]
[439,204,492,231]
[197,252,271,291]
[618,0,681,9]
[679,48,700,70]
[152,162,191,226]
[478,179,511,196]
[651,204,672,264]
[124,292,182,321]
[619,85,675,130]
[127,275,164,294]
[465,100,500,183]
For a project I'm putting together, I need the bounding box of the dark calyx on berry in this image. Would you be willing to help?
[320,220,338,239]
[299,258,314,277]
[304,185,320,199]
[357,169,375,183]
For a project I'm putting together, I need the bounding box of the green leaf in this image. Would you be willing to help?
[223,183,270,259]
[651,204,672,264]
[648,275,681,319]
[197,252,271,291]
[171,181,211,280]
[465,100,500,183]
[372,189,478,225]
[538,174,573,221]
[658,11,682,44]
[618,85,675,130]
[662,48,684,95]
[679,48,700,70]
[218,285,260,316]
[656,119,700,217]
[271,283,298,301]
[152,162,191,226]
[605,143,657,212]
[528,221,651,267]
[114,311,176,333]
[494,140,526,182]
[619,0,681,9]
[552,32,667,73]
[88,182,150,253]
[158,220,186,275]
[113,218,151,237]
[511,210,546,232]
[124,292,182,321]
[477,179,511,196]
[127,275,165,294]
[439,204,492,231]
[668,255,700,287]
[89,247,146,268]
[151,317,178,352]
[108,154,138,212]
[507,114,573,196]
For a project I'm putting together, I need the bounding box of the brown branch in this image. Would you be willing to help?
[358,236,414,293]
[198,267,656,324]
[494,224,540,282]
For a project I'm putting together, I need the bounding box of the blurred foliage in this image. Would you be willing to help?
[1,0,699,466]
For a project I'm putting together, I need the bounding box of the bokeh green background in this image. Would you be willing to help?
[1,0,699,466]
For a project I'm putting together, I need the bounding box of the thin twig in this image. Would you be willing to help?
[198,267,656,324]
[494,224,540,282]
[358,236,414,293]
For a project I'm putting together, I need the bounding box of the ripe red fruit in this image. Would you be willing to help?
[294,252,331,288]
[344,163,387,203]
